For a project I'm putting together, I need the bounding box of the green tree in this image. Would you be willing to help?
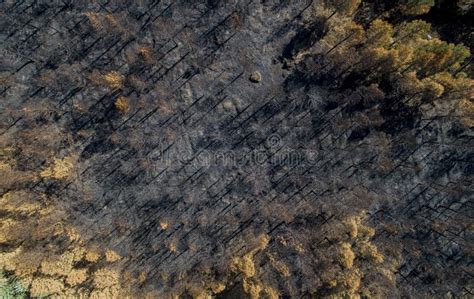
[327,0,361,15]
[410,39,470,76]
[392,20,432,46]
[366,20,394,48]
[400,0,436,15]
[0,271,28,299]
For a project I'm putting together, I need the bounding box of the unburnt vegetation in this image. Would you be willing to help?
[0,0,472,298]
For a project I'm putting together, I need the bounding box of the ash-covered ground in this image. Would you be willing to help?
[0,0,473,298]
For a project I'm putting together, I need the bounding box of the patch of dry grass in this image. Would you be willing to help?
[40,156,75,180]
[30,277,64,297]
[115,96,130,113]
[93,267,121,289]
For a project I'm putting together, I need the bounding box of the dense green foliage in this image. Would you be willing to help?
[0,271,27,299]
